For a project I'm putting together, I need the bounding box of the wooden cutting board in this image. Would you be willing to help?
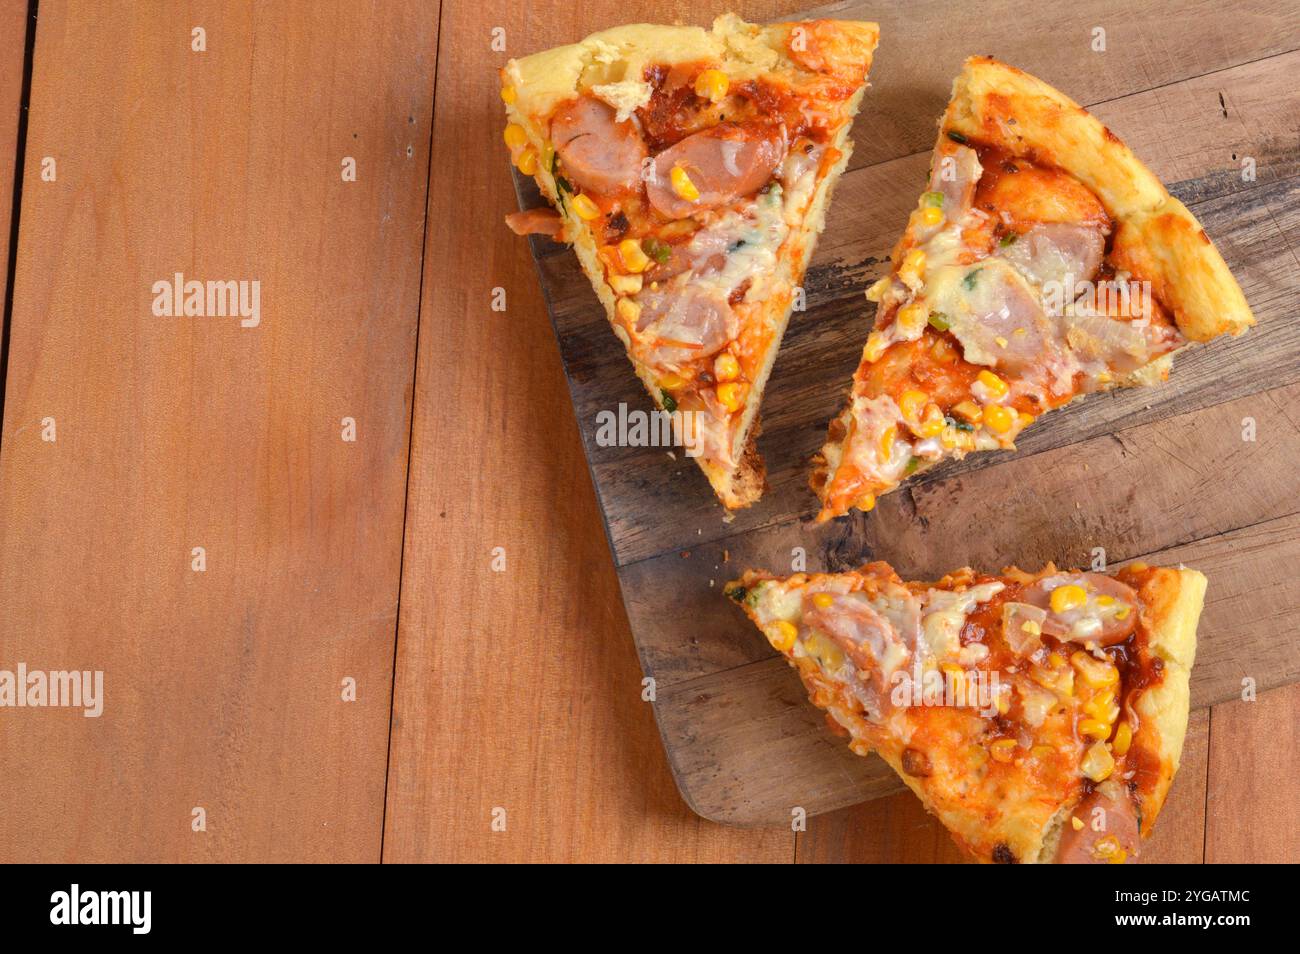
[512,0,1300,825]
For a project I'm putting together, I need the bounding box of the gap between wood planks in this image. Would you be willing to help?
[379,0,445,864]
[0,0,38,442]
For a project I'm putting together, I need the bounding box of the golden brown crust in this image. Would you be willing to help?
[944,56,1254,342]
[1128,566,1204,835]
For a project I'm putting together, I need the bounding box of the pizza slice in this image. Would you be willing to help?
[811,57,1254,522]
[500,14,879,509]
[726,559,1204,864]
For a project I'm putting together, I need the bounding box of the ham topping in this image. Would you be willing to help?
[504,207,565,240]
[997,221,1106,295]
[1022,572,1139,646]
[802,592,912,721]
[1054,782,1141,863]
[629,286,739,368]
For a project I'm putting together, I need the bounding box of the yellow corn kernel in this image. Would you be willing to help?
[1071,815,1085,831]
[1048,652,1066,669]
[1050,583,1088,614]
[1112,721,1133,756]
[1094,835,1121,859]
[1108,849,1129,865]
[615,297,641,326]
[659,372,685,390]
[616,238,652,273]
[863,331,889,363]
[983,404,1014,435]
[500,84,517,105]
[1081,740,1115,781]
[1018,411,1036,429]
[540,141,555,173]
[503,123,527,149]
[670,164,700,202]
[900,248,927,283]
[1031,744,1056,760]
[1115,604,1131,620]
[717,382,746,414]
[515,147,539,176]
[899,389,928,423]
[996,690,1012,716]
[570,193,601,220]
[1097,594,1116,607]
[805,632,845,671]
[608,273,643,296]
[917,404,945,438]
[1078,718,1112,740]
[714,352,741,383]
[1084,689,1116,721]
[1128,561,1149,573]
[1022,619,1042,636]
[976,369,1009,400]
[812,592,835,610]
[952,400,983,424]
[989,739,1018,763]
[766,620,798,653]
[693,68,729,103]
[854,493,876,513]
[1072,651,1120,689]
[865,276,891,303]
[878,425,897,460]
[920,205,943,227]
[897,302,928,335]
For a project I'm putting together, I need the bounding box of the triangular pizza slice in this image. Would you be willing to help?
[727,560,1204,864]
[501,14,879,509]
[811,57,1253,521]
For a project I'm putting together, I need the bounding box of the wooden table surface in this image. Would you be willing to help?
[0,0,1295,863]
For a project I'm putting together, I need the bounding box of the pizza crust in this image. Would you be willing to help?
[944,56,1254,343]
[1128,566,1204,833]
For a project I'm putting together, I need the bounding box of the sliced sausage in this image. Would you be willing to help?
[1023,572,1139,646]
[997,221,1106,295]
[550,96,647,196]
[630,286,738,368]
[1054,784,1140,863]
[504,207,564,240]
[647,123,787,219]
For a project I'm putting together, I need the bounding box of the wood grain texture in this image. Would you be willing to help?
[1204,683,1300,863]
[0,0,437,862]
[805,0,1300,175]
[507,0,1300,841]
[380,0,806,864]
